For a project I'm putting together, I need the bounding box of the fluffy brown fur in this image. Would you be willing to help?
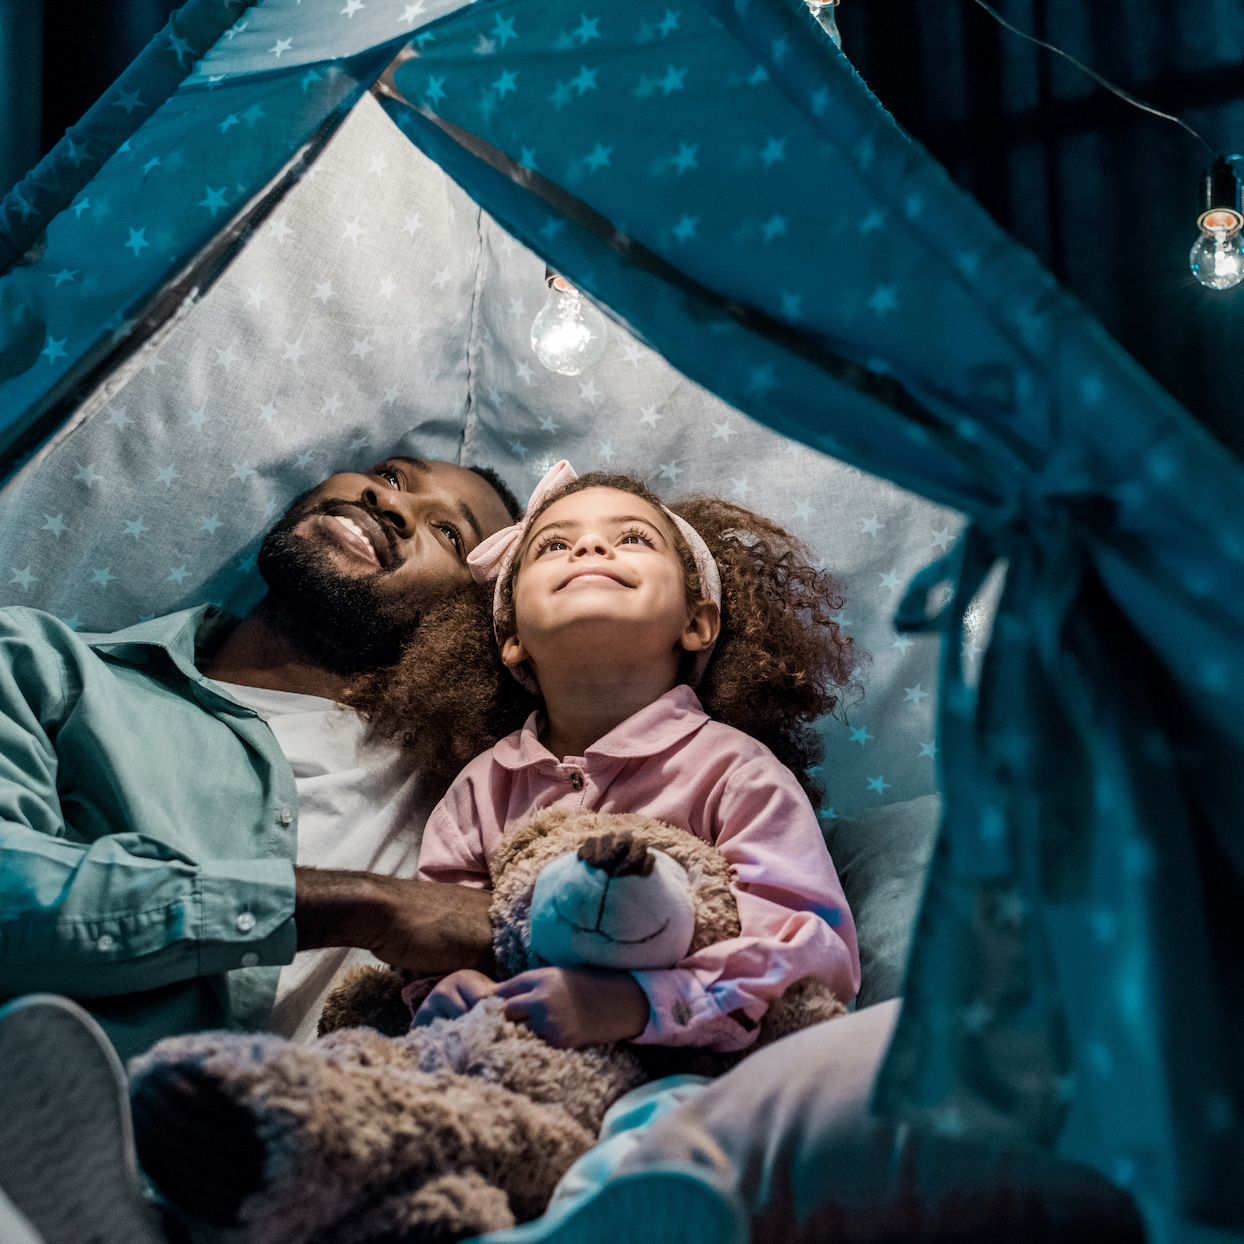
[133,810,846,1244]
[349,473,862,806]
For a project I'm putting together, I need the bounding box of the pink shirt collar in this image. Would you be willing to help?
[493,684,710,770]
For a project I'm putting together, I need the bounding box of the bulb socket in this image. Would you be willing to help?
[544,267,577,294]
[1198,159,1243,234]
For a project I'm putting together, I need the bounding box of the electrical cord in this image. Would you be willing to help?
[965,0,1219,157]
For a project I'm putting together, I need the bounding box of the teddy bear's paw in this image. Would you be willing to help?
[319,964,411,1037]
[322,1171,515,1244]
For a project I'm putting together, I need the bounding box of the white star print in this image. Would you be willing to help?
[849,725,873,746]
[431,266,452,289]
[492,14,517,44]
[71,198,91,218]
[878,570,900,592]
[123,517,149,538]
[892,634,914,654]
[515,361,534,384]
[746,365,776,397]
[230,461,257,481]
[156,465,180,487]
[113,88,144,114]
[425,75,447,104]
[368,152,388,176]
[539,415,560,432]
[571,66,599,94]
[859,514,884,536]
[145,353,167,376]
[781,291,802,319]
[918,741,938,760]
[398,2,425,26]
[510,440,528,459]
[267,216,293,245]
[342,217,365,243]
[42,515,68,538]
[258,403,277,424]
[859,209,885,235]
[341,0,364,15]
[792,499,814,521]
[41,336,68,364]
[185,405,209,429]
[90,568,116,588]
[866,775,890,794]
[492,69,519,97]
[574,14,601,43]
[658,65,686,94]
[270,37,293,58]
[402,213,423,236]
[167,565,189,584]
[903,684,930,706]
[283,338,305,363]
[124,227,149,256]
[930,526,954,552]
[51,268,77,286]
[622,343,645,365]
[74,463,103,488]
[672,214,699,242]
[313,280,335,303]
[509,297,526,318]
[321,393,343,414]
[579,380,601,404]
[214,346,237,370]
[218,114,240,134]
[244,285,268,310]
[760,215,787,243]
[105,406,131,429]
[712,419,736,442]
[598,440,616,462]
[670,142,698,173]
[383,388,400,406]
[658,461,683,481]
[731,477,753,501]
[584,143,613,170]
[378,274,396,299]
[868,284,898,317]
[348,336,372,360]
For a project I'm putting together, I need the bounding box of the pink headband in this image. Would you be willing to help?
[467,460,722,691]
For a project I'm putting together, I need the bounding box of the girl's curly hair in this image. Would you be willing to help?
[349,472,863,806]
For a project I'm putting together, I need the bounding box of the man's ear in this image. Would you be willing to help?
[679,601,720,654]
[501,633,530,669]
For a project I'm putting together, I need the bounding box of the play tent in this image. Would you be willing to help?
[1,0,1242,1238]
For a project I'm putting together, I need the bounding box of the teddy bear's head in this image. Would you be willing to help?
[487,807,742,979]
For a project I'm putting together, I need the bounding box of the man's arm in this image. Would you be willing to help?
[293,867,495,976]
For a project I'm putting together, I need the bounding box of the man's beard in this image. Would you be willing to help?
[256,494,432,678]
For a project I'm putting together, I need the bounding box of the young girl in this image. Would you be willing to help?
[363,460,862,1053]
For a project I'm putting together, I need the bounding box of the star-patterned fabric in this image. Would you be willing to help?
[2,1,1244,1234]
[0,92,963,824]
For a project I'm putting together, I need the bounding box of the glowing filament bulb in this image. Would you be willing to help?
[530,273,607,375]
[1190,216,1244,290]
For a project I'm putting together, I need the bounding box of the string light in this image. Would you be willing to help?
[531,269,607,375]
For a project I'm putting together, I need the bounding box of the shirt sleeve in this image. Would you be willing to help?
[0,615,296,999]
[630,753,860,1052]
[415,764,493,888]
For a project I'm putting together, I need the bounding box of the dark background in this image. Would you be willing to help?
[4,0,1243,457]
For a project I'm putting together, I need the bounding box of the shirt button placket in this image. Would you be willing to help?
[569,771,585,796]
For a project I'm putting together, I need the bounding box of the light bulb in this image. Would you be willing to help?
[530,273,607,375]
[1190,221,1244,290]
[1190,159,1244,290]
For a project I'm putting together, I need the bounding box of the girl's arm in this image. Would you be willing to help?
[631,755,860,1052]
[415,759,496,888]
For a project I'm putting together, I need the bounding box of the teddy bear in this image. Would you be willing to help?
[129,808,846,1244]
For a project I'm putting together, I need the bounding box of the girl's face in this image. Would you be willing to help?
[502,487,717,684]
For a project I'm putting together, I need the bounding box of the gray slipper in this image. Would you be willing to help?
[475,1164,747,1244]
[0,995,166,1244]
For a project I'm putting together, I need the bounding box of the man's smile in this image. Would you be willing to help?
[317,505,397,569]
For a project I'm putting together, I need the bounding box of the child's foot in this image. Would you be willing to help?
[0,994,167,1244]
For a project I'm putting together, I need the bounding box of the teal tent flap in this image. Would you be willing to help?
[2,0,1242,1237]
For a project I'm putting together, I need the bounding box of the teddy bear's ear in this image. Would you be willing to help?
[489,806,575,884]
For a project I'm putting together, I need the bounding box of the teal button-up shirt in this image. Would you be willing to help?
[0,605,300,1060]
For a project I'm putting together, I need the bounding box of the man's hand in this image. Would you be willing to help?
[495,967,650,1049]
[414,969,498,1026]
[294,868,495,976]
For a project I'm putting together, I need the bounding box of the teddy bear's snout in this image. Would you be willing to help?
[576,831,655,879]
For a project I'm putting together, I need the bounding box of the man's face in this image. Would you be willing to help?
[257,457,513,676]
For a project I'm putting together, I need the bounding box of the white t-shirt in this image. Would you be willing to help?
[207,680,431,1042]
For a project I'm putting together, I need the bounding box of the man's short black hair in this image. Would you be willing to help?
[468,465,523,522]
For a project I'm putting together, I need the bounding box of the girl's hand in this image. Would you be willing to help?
[413,969,498,1026]
[495,967,650,1048]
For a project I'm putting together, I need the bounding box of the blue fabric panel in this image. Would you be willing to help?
[0,50,395,481]
[0,0,243,271]
[184,0,478,83]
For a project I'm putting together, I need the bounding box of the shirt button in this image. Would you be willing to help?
[236,912,256,932]
[239,952,260,968]
[569,772,584,791]
[279,808,293,825]
[97,934,115,952]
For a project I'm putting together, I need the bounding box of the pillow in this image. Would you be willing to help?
[823,793,940,1007]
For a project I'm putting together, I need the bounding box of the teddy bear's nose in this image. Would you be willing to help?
[577,831,656,878]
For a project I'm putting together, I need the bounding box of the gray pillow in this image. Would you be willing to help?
[824,793,940,1008]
